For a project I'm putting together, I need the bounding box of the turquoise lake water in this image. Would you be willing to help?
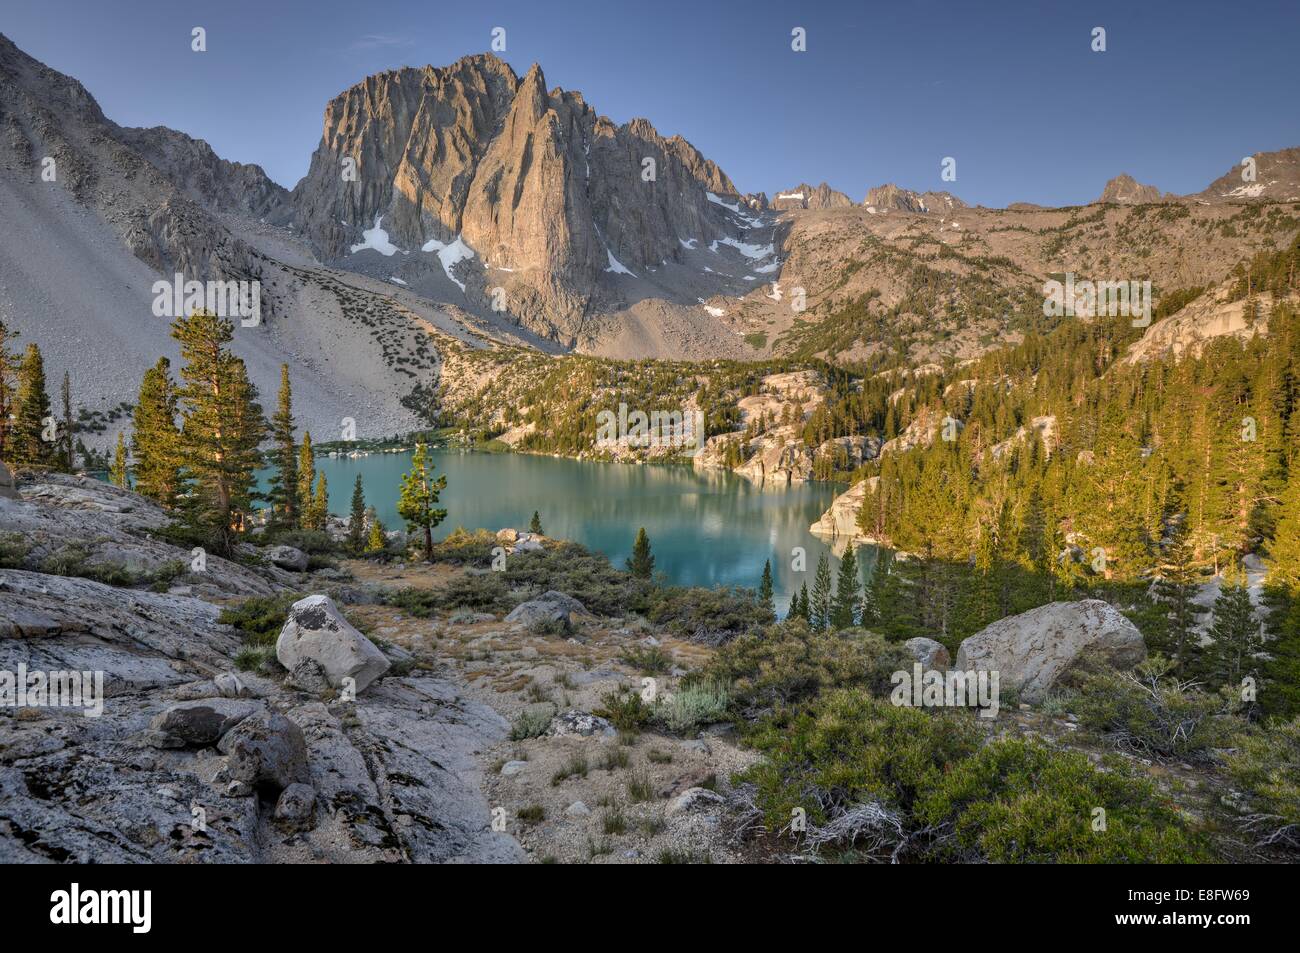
[280,449,866,615]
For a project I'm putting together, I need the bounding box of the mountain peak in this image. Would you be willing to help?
[1096,173,1162,205]
[772,182,852,210]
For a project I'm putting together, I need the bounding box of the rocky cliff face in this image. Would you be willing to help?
[289,54,752,345]
[1124,284,1285,364]
[862,183,965,214]
[1096,173,1162,205]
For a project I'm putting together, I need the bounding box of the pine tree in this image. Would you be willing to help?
[1152,520,1206,673]
[347,474,367,553]
[627,527,655,580]
[267,365,299,527]
[131,358,183,506]
[795,582,811,621]
[10,343,53,466]
[0,319,19,460]
[758,559,775,620]
[171,311,266,555]
[397,443,447,562]
[59,371,74,471]
[298,431,317,529]
[312,472,329,530]
[810,552,833,630]
[1263,597,1300,717]
[831,545,862,629]
[109,431,130,488]
[365,506,387,554]
[529,510,543,535]
[1202,572,1261,691]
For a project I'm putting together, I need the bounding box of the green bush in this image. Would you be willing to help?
[432,528,497,566]
[920,738,1211,863]
[1225,717,1300,850]
[595,686,653,732]
[385,574,509,616]
[646,585,770,645]
[738,690,978,838]
[509,707,552,741]
[704,620,913,716]
[0,533,32,568]
[218,593,301,647]
[619,643,673,674]
[263,528,338,554]
[737,689,1211,863]
[503,542,640,617]
[1072,657,1238,762]
[657,680,731,734]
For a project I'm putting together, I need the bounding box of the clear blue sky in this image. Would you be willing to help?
[4,0,1298,207]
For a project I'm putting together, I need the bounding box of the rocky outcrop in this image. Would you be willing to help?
[989,415,1056,462]
[954,599,1147,703]
[1097,173,1162,205]
[0,472,283,598]
[772,182,853,210]
[275,594,390,693]
[816,434,880,469]
[863,184,965,214]
[1124,284,1281,364]
[810,477,878,541]
[735,435,813,487]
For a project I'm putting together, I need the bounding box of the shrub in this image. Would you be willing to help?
[737,689,1211,863]
[646,585,770,645]
[1225,717,1300,850]
[626,771,656,803]
[385,574,509,616]
[551,754,589,786]
[618,644,673,674]
[595,687,653,732]
[529,616,567,636]
[737,690,978,845]
[263,528,338,554]
[233,645,280,674]
[0,533,32,568]
[503,541,640,617]
[516,804,545,824]
[704,620,912,716]
[1072,657,1238,762]
[432,528,496,566]
[509,708,552,741]
[657,680,731,734]
[218,593,301,647]
[919,738,1212,863]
